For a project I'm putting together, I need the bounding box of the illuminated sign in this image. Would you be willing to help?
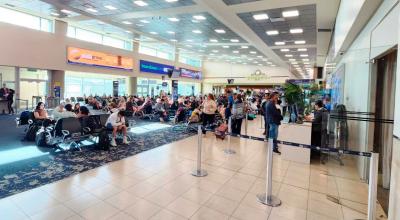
[247,70,269,81]
[67,47,133,70]
[180,68,202,79]
[140,60,174,75]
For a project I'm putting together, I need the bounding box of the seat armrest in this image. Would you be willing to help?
[82,127,91,134]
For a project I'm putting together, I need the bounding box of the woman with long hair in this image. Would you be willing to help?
[201,93,217,134]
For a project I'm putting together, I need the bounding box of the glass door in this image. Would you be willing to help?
[20,80,48,109]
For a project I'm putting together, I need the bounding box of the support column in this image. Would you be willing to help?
[129,77,137,95]
[50,70,65,99]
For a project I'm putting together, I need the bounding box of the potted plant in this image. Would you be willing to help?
[283,83,305,123]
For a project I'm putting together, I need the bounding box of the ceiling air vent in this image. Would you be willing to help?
[5,3,15,7]
[318,29,332,32]
[269,17,285,22]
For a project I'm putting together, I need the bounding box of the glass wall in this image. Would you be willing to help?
[67,26,133,51]
[65,72,128,98]
[139,41,175,61]
[19,68,49,109]
[178,81,201,96]
[0,7,53,32]
[137,77,171,97]
[179,54,202,68]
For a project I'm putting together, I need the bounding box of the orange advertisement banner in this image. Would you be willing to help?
[67,47,133,70]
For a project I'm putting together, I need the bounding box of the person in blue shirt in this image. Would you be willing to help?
[266,92,283,154]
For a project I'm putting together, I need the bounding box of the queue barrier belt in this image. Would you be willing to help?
[203,128,372,158]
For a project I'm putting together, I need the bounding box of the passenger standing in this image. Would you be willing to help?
[202,94,217,134]
[266,93,282,154]
[262,93,270,136]
[7,89,14,115]
[231,94,245,135]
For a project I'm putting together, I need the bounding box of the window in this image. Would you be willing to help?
[179,55,202,68]
[67,26,133,51]
[139,42,175,61]
[0,7,53,32]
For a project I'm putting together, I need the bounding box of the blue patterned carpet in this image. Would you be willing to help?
[0,116,197,199]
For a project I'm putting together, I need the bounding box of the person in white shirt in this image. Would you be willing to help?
[106,110,128,146]
[62,104,77,118]
[52,103,65,120]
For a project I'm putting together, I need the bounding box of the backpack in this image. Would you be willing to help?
[18,111,33,126]
[97,130,110,150]
[25,123,40,141]
[215,123,228,140]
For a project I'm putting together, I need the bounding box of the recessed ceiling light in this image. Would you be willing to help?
[257,55,262,58]
[302,58,309,61]
[167,31,175,34]
[209,39,218,43]
[253,13,269,20]
[61,9,72,14]
[193,15,206,20]
[293,65,299,67]
[140,20,149,23]
[170,39,177,42]
[222,45,230,48]
[134,1,148,6]
[230,39,239,42]
[125,30,132,33]
[122,21,132,25]
[192,30,202,34]
[280,49,290,52]
[290,28,303,34]
[266,30,279,35]
[291,62,298,64]
[250,51,257,54]
[298,48,307,51]
[50,12,60,16]
[149,31,158,35]
[289,59,296,61]
[282,10,299,17]
[295,40,306,44]
[275,42,285,45]
[300,54,308,57]
[215,29,226,34]
[165,0,178,2]
[285,54,293,57]
[233,51,239,53]
[241,46,249,49]
[303,62,310,65]
[186,39,193,42]
[186,45,192,48]
[271,64,276,67]
[136,23,144,27]
[212,50,219,53]
[104,5,117,10]
[168,17,179,22]
[98,21,105,24]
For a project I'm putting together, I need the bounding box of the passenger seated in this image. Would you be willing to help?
[73,103,80,114]
[154,98,168,122]
[52,102,65,120]
[189,107,201,123]
[175,98,187,123]
[77,106,90,118]
[108,102,119,114]
[106,110,129,147]
[34,102,49,120]
[118,97,126,111]
[62,104,77,118]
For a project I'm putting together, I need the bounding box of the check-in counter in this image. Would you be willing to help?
[279,123,312,164]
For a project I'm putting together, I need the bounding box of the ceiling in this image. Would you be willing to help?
[0,0,340,79]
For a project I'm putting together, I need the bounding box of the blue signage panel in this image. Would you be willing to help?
[286,79,315,84]
[139,60,174,75]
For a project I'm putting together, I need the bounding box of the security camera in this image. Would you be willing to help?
[339,51,345,56]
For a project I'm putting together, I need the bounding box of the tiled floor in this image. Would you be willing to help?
[0,117,387,220]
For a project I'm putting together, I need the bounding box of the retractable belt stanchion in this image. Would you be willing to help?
[245,113,248,136]
[192,125,208,177]
[367,152,379,220]
[257,138,281,207]
[224,117,236,154]
[260,114,263,129]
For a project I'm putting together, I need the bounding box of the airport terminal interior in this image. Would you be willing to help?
[0,0,400,219]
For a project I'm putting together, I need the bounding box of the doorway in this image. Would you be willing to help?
[373,49,397,214]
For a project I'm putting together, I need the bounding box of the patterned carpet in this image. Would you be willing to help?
[0,118,198,199]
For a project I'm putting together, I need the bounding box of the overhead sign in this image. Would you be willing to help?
[286,79,315,84]
[179,68,202,79]
[139,60,174,75]
[67,47,133,70]
[247,70,269,81]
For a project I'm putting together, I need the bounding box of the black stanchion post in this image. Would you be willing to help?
[257,138,281,207]
[192,125,208,177]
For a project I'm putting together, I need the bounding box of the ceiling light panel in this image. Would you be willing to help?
[253,13,269,20]
[282,10,299,17]
[134,1,148,7]
[290,28,303,34]
[266,30,279,35]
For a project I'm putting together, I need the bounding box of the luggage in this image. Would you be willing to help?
[35,127,54,147]
[215,123,228,140]
[97,130,110,150]
[19,110,32,126]
[25,123,40,141]
[247,113,256,120]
